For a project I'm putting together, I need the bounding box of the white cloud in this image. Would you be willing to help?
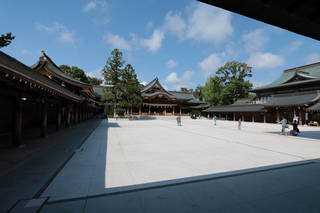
[165,71,195,90]
[87,67,103,79]
[143,29,165,52]
[36,22,75,44]
[83,1,97,12]
[140,81,147,86]
[59,31,75,43]
[181,70,193,81]
[305,53,320,64]
[199,54,223,76]
[103,33,132,51]
[247,52,284,69]
[242,28,267,53]
[165,72,179,84]
[285,40,303,53]
[166,59,177,69]
[185,3,233,45]
[164,11,186,38]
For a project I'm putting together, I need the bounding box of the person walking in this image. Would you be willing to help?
[291,120,300,136]
[176,116,182,126]
[280,117,288,135]
[238,118,242,130]
[213,115,217,126]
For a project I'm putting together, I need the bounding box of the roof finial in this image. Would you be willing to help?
[40,50,46,56]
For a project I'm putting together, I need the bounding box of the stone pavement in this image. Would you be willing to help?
[38,118,320,212]
[0,118,102,213]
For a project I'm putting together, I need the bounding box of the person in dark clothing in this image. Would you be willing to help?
[291,120,300,136]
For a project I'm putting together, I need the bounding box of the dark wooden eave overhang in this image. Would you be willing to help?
[198,0,320,41]
[31,51,96,99]
[203,104,266,113]
[263,91,320,107]
[0,51,84,102]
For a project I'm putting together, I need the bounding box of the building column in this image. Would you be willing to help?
[233,113,235,121]
[242,114,244,122]
[252,114,255,122]
[66,105,71,127]
[139,107,141,115]
[276,108,280,123]
[225,114,228,120]
[173,106,175,116]
[299,110,302,125]
[179,105,182,116]
[263,113,266,123]
[40,99,48,137]
[13,98,23,147]
[164,106,167,116]
[56,103,62,131]
[148,105,151,115]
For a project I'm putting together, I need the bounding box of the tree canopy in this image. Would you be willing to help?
[102,49,142,115]
[0,33,15,48]
[87,76,103,85]
[202,61,253,105]
[59,65,90,84]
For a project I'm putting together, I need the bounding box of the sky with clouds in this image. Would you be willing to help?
[1,0,320,90]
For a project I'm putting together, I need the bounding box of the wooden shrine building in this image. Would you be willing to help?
[140,78,206,116]
[0,51,103,147]
[204,62,320,124]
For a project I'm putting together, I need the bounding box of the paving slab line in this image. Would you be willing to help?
[46,160,314,205]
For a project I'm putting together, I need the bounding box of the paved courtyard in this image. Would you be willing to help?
[40,117,320,204]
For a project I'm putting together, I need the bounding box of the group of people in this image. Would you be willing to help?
[280,114,300,136]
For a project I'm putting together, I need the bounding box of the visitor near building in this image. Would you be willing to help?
[238,118,242,130]
[290,120,300,136]
[176,116,182,126]
[280,117,288,135]
[213,115,217,125]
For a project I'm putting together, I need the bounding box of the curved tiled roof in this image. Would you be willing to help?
[204,104,266,112]
[0,51,84,102]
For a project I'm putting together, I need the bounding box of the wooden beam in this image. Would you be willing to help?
[13,98,23,146]
[40,99,48,137]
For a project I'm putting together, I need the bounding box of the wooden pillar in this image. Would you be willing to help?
[13,98,23,146]
[139,107,141,115]
[66,105,71,127]
[225,114,228,120]
[252,114,255,122]
[299,110,302,125]
[219,113,221,119]
[173,106,175,116]
[148,105,151,115]
[40,100,48,137]
[263,113,266,123]
[179,105,182,115]
[233,113,235,121]
[56,103,62,131]
[242,114,244,122]
[164,106,167,116]
[276,108,280,123]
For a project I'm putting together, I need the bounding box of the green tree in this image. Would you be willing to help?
[202,76,223,105]
[118,64,143,113]
[193,85,204,101]
[216,61,253,105]
[0,33,15,48]
[88,76,103,85]
[180,87,193,92]
[59,65,90,84]
[102,49,125,116]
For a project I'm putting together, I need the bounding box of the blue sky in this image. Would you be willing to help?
[1,0,320,90]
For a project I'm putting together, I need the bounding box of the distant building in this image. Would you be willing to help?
[204,62,320,124]
[140,78,207,116]
[0,51,102,147]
